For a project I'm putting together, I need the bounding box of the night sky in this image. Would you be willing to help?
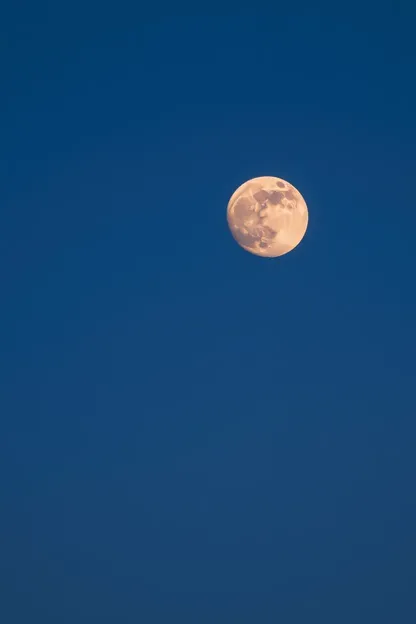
[1,3,416,622]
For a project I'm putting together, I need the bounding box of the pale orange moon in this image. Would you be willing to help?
[226,176,309,257]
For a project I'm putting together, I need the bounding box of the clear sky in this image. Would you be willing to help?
[1,3,415,623]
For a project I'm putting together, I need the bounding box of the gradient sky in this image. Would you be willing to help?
[1,3,416,623]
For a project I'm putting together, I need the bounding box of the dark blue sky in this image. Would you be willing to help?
[1,3,415,622]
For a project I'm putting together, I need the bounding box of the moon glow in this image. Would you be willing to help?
[227,176,309,257]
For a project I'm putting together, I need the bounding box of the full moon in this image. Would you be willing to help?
[227,176,309,257]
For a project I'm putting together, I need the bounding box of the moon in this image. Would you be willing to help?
[227,176,309,257]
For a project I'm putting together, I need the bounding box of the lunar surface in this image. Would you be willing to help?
[227,176,308,257]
